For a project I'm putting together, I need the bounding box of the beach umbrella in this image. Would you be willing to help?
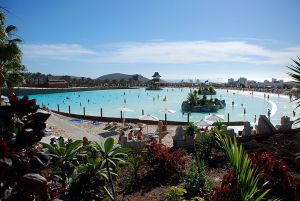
[119,107,134,113]
[159,108,176,122]
[139,114,159,133]
[194,119,213,127]
[1,95,9,103]
[204,114,224,122]
[118,107,134,125]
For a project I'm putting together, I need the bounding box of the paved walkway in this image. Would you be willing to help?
[45,113,104,143]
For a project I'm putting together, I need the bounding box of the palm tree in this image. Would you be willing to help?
[0,11,25,104]
[287,56,300,124]
[187,92,198,106]
[208,85,215,99]
[197,87,203,95]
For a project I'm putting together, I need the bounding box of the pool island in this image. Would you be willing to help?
[181,87,226,112]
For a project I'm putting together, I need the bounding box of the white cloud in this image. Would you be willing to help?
[22,41,300,65]
[22,44,96,60]
[94,41,300,65]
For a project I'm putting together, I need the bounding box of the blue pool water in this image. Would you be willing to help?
[28,88,299,127]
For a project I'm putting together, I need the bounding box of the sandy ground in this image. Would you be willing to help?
[45,112,178,147]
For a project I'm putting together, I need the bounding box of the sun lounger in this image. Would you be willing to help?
[92,121,101,125]
[99,130,119,138]
[144,133,159,139]
[69,119,84,123]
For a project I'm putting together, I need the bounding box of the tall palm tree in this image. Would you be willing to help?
[287,56,300,124]
[0,11,25,105]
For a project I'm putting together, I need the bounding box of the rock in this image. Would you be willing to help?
[278,116,293,131]
[256,115,276,135]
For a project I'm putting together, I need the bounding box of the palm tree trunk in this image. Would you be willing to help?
[106,158,116,201]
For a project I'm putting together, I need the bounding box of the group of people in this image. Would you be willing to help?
[118,127,144,144]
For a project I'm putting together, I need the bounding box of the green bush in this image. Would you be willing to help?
[195,132,213,161]
[184,123,199,137]
[211,128,272,201]
[166,186,187,201]
[184,160,212,199]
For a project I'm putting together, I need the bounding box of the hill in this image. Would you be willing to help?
[96,73,150,83]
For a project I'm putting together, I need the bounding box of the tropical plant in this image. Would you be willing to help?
[187,91,198,106]
[184,160,212,199]
[146,142,186,174]
[249,152,300,201]
[42,138,85,185]
[197,87,203,95]
[184,123,199,137]
[166,186,187,201]
[121,149,144,192]
[195,132,213,161]
[287,56,300,124]
[211,127,272,201]
[67,156,111,200]
[126,149,143,182]
[0,11,26,104]
[93,138,128,200]
[0,95,52,200]
[208,85,215,99]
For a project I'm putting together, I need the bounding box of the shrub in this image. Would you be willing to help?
[211,127,271,201]
[127,149,144,181]
[0,94,52,200]
[166,186,205,201]
[146,142,186,174]
[210,170,241,201]
[42,138,85,185]
[184,160,213,199]
[249,152,300,201]
[184,123,199,137]
[0,94,128,200]
[166,186,187,201]
[195,132,213,161]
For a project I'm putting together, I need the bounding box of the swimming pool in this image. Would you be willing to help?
[28,88,299,127]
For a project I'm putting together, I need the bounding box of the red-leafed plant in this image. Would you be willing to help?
[0,94,52,200]
[146,142,186,174]
[211,152,300,201]
[211,170,241,201]
[249,152,300,201]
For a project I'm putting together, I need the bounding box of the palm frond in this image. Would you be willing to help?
[287,57,300,124]
[213,127,272,200]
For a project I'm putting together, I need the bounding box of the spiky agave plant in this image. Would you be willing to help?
[287,56,300,124]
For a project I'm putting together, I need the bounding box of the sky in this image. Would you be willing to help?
[2,0,300,82]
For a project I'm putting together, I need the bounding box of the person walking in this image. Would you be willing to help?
[267,109,271,119]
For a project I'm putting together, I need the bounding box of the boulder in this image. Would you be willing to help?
[256,115,276,135]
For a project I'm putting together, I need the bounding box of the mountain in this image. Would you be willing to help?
[96,73,150,83]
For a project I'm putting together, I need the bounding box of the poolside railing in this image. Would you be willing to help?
[52,109,246,126]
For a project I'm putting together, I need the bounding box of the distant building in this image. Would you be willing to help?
[146,72,163,90]
[152,72,162,83]
[228,78,235,84]
[238,77,248,87]
[247,80,257,88]
[46,76,69,88]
